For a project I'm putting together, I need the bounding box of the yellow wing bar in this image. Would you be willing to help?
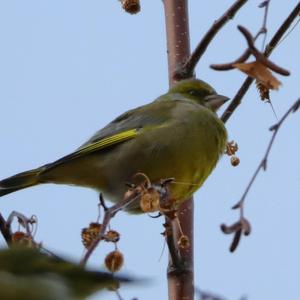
[75,128,139,156]
[45,128,140,169]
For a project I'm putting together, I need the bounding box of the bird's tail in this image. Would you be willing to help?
[0,168,42,197]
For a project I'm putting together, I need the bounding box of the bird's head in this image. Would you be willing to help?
[169,78,229,111]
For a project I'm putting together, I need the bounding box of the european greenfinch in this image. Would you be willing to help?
[0,79,228,211]
[0,247,132,300]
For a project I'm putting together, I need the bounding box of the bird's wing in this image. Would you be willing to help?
[49,128,140,166]
[71,128,139,156]
[70,128,139,158]
[47,100,173,167]
[79,101,167,148]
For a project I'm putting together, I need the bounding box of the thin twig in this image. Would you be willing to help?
[0,211,37,245]
[80,192,141,266]
[0,211,65,261]
[210,49,251,71]
[222,76,255,123]
[174,0,248,80]
[210,27,265,71]
[258,0,271,50]
[276,16,300,48]
[210,10,272,72]
[0,213,12,245]
[211,25,290,76]
[237,25,290,75]
[265,2,300,56]
[7,211,36,238]
[233,98,300,211]
[221,98,300,251]
[221,2,300,123]
[164,221,183,270]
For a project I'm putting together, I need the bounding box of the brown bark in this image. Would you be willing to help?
[163,1,194,299]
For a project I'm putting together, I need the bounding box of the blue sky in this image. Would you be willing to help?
[0,1,300,299]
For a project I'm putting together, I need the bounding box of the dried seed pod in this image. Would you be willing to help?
[120,0,141,14]
[234,61,282,90]
[256,80,270,101]
[140,188,160,212]
[81,223,102,248]
[226,141,239,156]
[11,231,33,247]
[11,231,26,242]
[230,156,240,166]
[105,250,124,273]
[105,230,120,243]
[178,235,190,249]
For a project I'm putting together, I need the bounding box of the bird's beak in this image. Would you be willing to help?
[205,94,229,111]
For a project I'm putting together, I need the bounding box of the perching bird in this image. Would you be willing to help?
[0,79,228,211]
[0,247,132,300]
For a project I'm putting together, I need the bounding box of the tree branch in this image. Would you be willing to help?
[0,213,12,245]
[163,1,194,299]
[233,98,300,211]
[80,191,141,266]
[222,98,300,251]
[175,0,248,80]
[221,2,300,123]
[212,25,290,76]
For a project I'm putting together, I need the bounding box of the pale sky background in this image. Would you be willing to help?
[0,1,300,300]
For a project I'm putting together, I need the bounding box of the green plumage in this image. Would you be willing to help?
[0,247,131,300]
[0,79,228,211]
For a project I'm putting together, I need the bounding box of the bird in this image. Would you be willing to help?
[0,78,228,211]
[0,246,132,300]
